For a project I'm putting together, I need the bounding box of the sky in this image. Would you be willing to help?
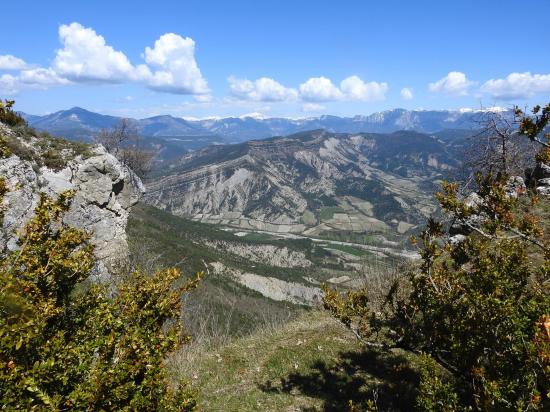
[1,0,549,119]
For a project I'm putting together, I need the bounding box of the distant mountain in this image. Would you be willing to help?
[23,107,120,141]
[144,129,459,238]
[22,107,505,145]
[137,115,209,137]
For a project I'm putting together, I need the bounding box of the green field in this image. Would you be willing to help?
[319,206,345,220]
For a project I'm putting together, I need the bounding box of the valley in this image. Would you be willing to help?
[143,129,458,244]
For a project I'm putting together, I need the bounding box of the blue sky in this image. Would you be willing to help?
[1,0,549,118]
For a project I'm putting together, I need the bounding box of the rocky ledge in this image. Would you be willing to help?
[0,123,144,278]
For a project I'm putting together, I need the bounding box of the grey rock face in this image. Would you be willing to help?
[528,162,550,197]
[1,143,144,277]
[505,176,526,199]
[532,162,550,180]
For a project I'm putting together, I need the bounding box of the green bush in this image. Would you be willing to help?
[0,190,200,410]
[323,103,550,411]
[0,99,26,127]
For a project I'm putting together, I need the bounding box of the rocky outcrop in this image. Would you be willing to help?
[209,261,321,306]
[0,123,144,277]
[202,240,312,268]
[528,161,550,196]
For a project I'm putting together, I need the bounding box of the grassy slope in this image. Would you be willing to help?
[127,203,305,338]
[170,310,421,412]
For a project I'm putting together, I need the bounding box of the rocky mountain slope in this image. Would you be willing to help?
[144,129,458,238]
[0,122,144,277]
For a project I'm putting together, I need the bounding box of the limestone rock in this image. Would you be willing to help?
[1,138,144,278]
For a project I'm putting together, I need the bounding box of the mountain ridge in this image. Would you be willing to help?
[144,129,457,239]
[21,106,508,143]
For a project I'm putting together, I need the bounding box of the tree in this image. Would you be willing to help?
[0,190,201,410]
[323,103,550,411]
[95,119,155,179]
[0,99,26,127]
[458,108,539,193]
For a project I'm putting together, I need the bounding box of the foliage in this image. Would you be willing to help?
[0,135,12,158]
[516,103,550,162]
[0,191,200,410]
[415,355,461,412]
[323,103,550,411]
[0,100,92,170]
[0,99,26,127]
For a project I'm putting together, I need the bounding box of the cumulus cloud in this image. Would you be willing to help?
[0,55,28,70]
[20,68,70,87]
[228,76,297,102]
[143,33,209,94]
[1,22,209,96]
[299,77,343,102]
[339,76,388,101]
[302,103,326,112]
[0,74,19,95]
[228,75,389,103]
[53,23,138,83]
[400,87,413,100]
[429,71,474,96]
[481,72,550,100]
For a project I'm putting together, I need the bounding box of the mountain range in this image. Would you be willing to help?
[22,106,505,143]
[144,129,460,240]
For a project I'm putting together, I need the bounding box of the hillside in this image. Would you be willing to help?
[144,130,457,242]
[169,310,423,411]
[126,203,405,337]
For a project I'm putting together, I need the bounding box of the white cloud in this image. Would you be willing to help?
[229,75,389,103]
[299,77,343,102]
[429,71,474,96]
[143,33,209,94]
[0,68,69,95]
[0,55,28,70]
[43,23,209,95]
[228,76,297,102]
[481,72,550,100]
[53,22,138,83]
[400,87,413,100]
[0,74,19,95]
[339,76,388,101]
[19,68,70,87]
[302,103,326,112]
[194,93,213,102]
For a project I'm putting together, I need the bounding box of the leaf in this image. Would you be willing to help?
[15,338,23,350]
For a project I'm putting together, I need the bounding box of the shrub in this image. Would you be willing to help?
[0,135,12,158]
[0,99,26,127]
[0,191,200,410]
[323,103,550,411]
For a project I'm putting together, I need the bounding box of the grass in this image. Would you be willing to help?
[319,206,345,221]
[169,310,422,411]
[241,232,277,242]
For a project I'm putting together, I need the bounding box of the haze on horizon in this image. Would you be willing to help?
[1,0,549,119]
